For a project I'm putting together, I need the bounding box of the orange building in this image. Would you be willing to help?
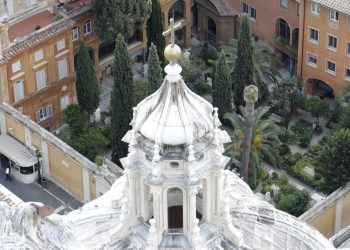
[227,0,300,75]
[298,0,350,96]
[0,9,76,131]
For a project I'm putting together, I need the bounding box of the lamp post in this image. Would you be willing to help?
[36,150,42,185]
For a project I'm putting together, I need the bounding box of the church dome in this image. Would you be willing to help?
[134,62,214,146]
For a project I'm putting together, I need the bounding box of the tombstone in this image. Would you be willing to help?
[94,107,101,123]
[142,63,149,78]
[206,77,212,86]
[183,51,190,60]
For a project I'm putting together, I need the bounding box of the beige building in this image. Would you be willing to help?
[0,102,119,203]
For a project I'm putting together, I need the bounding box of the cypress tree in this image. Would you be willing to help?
[110,34,135,165]
[75,40,100,116]
[212,51,233,123]
[146,0,165,62]
[147,43,163,94]
[92,0,150,41]
[232,15,254,108]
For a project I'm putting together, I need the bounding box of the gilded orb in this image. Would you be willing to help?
[164,44,182,62]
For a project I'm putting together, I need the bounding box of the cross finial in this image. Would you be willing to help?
[162,18,183,47]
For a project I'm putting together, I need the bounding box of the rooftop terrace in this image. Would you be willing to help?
[8,10,56,42]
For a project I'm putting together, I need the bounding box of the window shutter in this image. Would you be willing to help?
[46,105,53,117]
[36,111,41,122]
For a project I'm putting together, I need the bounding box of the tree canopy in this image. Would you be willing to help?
[146,0,165,62]
[75,40,100,116]
[231,15,254,108]
[147,43,163,94]
[110,34,135,165]
[92,0,150,41]
[316,129,350,194]
[212,51,233,123]
[305,96,328,124]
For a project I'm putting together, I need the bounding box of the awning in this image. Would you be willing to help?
[0,134,38,167]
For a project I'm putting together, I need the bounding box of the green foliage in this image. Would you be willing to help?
[305,96,328,124]
[134,80,149,104]
[146,0,165,61]
[188,80,212,96]
[95,155,104,166]
[92,0,150,41]
[76,40,100,115]
[316,129,350,194]
[200,41,209,63]
[272,78,301,128]
[110,34,135,165]
[226,17,279,105]
[64,104,87,135]
[212,51,233,122]
[277,189,310,217]
[63,104,108,161]
[231,15,254,108]
[335,87,350,128]
[178,55,206,85]
[147,43,163,94]
[225,107,281,182]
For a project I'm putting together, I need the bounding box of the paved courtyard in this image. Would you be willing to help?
[0,168,82,214]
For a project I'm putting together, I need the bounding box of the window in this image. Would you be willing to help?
[347,43,350,56]
[72,27,79,41]
[309,28,318,42]
[25,0,36,7]
[280,0,288,8]
[330,9,339,22]
[13,81,24,102]
[35,69,46,90]
[326,60,336,74]
[34,49,44,61]
[250,7,257,20]
[242,3,256,20]
[84,21,92,35]
[57,39,65,50]
[60,95,70,110]
[307,53,317,67]
[242,3,249,14]
[35,105,53,122]
[57,58,68,80]
[328,35,337,50]
[12,61,21,73]
[311,2,320,14]
[345,68,350,80]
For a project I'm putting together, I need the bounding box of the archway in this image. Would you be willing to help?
[208,17,217,47]
[307,79,334,99]
[98,40,115,62]
[167,187,183,229]
[276,18,290,44]
[168,0,185,44]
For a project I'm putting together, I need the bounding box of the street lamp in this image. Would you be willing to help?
[36,150,42,185]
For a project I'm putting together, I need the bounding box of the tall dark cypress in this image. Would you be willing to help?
[212,51,233,123]
[232,15,254,108]
[110,34,135,165]
[146,0,165,62]
[75,40,100,116]
[92,0,150,41]
[147,43,163,94]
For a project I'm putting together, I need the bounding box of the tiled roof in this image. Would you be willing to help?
[311,0,350,15]
[197,0,238,16]
[0,18,75,63]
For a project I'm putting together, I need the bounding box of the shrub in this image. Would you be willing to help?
[278,143,290,156]
[288,153,302,165]
[95,155,104,166]
[271,172,279,180]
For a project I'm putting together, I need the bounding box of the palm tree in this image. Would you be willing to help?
[224,106,281,185]
[224,39,280,101]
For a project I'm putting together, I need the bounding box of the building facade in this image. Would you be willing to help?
[297,0,350,96]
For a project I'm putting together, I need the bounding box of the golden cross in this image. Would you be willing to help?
[162,18,183,47]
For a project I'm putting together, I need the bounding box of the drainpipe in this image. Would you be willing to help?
[298,0,306,85]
